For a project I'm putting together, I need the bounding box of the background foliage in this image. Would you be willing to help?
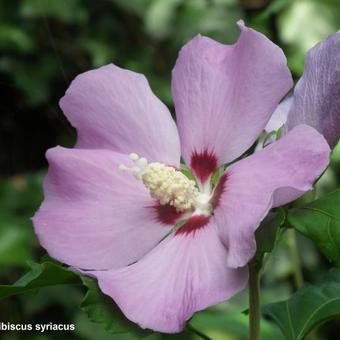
[0,0,339,339]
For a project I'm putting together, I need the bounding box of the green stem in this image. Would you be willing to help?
[288,229,304,289]
[249,260,261,340]
[288,229,318,340]
[186,323,212,340]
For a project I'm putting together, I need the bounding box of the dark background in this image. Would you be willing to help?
[0,0,340,339]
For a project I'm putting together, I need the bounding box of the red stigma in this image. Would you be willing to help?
[190,149,217,183]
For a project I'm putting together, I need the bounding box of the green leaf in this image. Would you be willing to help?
[0,261,81,300]
[79,277,152,338]
[263,267,340,340]
[287,189,340,263]
[191,309,284,340]
[254,209,285,268]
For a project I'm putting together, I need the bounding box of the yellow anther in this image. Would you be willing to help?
[118,155,213,214]
[142,163,198,212]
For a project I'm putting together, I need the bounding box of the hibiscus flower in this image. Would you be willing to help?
[33,21,330,333]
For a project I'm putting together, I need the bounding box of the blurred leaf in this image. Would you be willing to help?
[0,261,81,300]
[278,0,340,74]
[262,233,295,281]
[0,25,33,52]
[80,277,152,338]
[111,0,153,17]
[191,308,284,340]
[0,174,43,266]
[22,284,82,314]
[315,166,338,196]
[263,267,340,340]
[74,312,116,340]
[0,218,33,266]
[172,0,241,46]
[258,0,291,19]
[0,55,60,105]
[20,0,88,23]
[144,0,181,39]
[79,38,115,67]
[287,189,340,263]
[0,174,43,215]
[332,141,340,164]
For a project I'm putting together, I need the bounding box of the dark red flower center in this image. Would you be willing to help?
[190,149,217,183]
[175,215,211,235]
[149,171,228,236]
[152,202,183,225]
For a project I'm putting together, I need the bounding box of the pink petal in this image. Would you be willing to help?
[60,64,181,166]
[32,147,177,270]
[265,96,293,132]
[213,125,330,268]
[172,21,293,181]
[286,32,340,148]
[86,220,248,333]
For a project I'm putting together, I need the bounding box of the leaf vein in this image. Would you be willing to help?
[300,207,340,222]
[297,297,340,339]
[286,301,295,339]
